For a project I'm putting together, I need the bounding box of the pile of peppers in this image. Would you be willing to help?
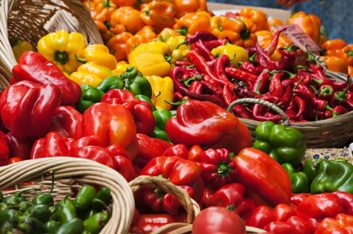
[0,186,111,234]
[171,29,353,122]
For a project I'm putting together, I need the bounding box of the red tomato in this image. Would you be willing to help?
[192,207,246,234]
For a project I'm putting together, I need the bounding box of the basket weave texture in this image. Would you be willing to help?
[0,0,103,88]
[0,157,135,234]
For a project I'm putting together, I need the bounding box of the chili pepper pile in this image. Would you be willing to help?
[0,186,111,234]
[171,29,353,122]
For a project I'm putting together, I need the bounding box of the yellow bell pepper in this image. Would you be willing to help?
[166,36,189,64]
[11,39,34,61]
[128,41,171,77]
[37,30,87,74]
[211,44,249,66]
[113,61,130,76]
[145,75,174,110]
[69,62,113,87]
[80,44,117,70]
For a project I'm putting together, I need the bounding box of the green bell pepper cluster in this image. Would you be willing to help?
[253,121,306,166]
[282,163,310,193]
[75,66,153,113]
[0,186,111,234]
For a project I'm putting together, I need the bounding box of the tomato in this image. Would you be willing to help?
[192,207,246,234]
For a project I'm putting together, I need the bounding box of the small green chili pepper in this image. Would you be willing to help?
[75,185,97,211]
[0,209,18,226]
[95,187,112,205]
[18,216,46,234]
[30,204,51,223]
[56,218,84,234]
[56,199,77,224]
[83,212,109,234]
[32,193,54,206]
[46,220,60,233]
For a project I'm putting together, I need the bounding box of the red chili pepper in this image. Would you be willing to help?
[239,61,260,75]
[204,39,227,50]
[186,31,218,44]
[198,148,237,189]
[201,75,223,96]
[194,39,215,61]
[225,67,258,89]
[330,77,352,107]
[101,89,156,135]
[12,51,81,105]
[189,80,204,94]
[346,91,353,109]
[285,96,306,121]
[319,84,334,100]
[0,81,61,139]
[252,96,283,122]
[253,70,271,95]
[278,81,293,109]
[265,27,288,55]
[222,85,237,106]
[234,82,259,98]
[214,55,235,88]
[332,105,348,117]
[269,72,284,97]
[49,106,82,139]
[162,144,189,159]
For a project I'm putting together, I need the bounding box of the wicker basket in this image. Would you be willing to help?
[0,0,103,88]
[129,176,266,234]
[0,157,135,234]
[228,97,353,148]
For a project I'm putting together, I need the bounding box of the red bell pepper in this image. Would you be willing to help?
[290,193,311,206]
[333,191,353,216]
[0,81,61,139]
[31,131,70,159]
[264,221,295,234]
[233,148,292,206]
[162,144,189,159]
[5,132,33,160]
[188,144,204,161]
[82,102,138,158]
[134,133,172,168]
[272,203,297,222]
[286,215,315,234]
[12,51,81,105]
[166,100,252,153]
[49,106,82,139]
[131,214,175,234]
[315,213,353,234]
[102,89,155,135]
[297,193,344,220]
[246,205,275,229]
[198,148,237,189]
[0,131,9,166]
[140,156,204,213]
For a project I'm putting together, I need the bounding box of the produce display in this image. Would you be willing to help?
[0,0,353,233]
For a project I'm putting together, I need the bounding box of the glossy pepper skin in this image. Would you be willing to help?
[234,148,292,206]
[70,62,113,87]
[80,44,117,70]
[166,100,252,154]
[0,131,10,166]
[211,44,249,66]
[282,163,310,193]
[140,1,175,31]
[12,51,81,105]
[101,89,155,135]
[174,0,207,18]
[287,11,321,44]
[75,84,104,113]
[37,30,86,74]
[0,81,61,139]
[253,121,306,166]
[49,106,82,139]
[316,213,353,234]
[174,11,211,36]
[81,102,138,158]
[311,160,353,194]
[145,75,174,110]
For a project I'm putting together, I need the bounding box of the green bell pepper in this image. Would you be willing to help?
[303,158,321,182]
[135,94,157,111]
[311,159,353,194]
[282,163,310,193]
[127,75,152,98]
[76,84,104,113]
[153,109,173,130]
[253,121,306,166]
[153,127,170,141]
[96,76,124,92]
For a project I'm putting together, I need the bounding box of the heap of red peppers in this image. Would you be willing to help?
[171,29,353,122]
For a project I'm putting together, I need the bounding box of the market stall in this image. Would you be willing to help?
[0,0,353,233]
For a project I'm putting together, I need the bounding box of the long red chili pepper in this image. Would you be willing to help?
[194,40,215,61]
[214,55,235,88]
[253,70,271,94]
[269,72,284,97]
[204,39,227,50]
[285,95,306,121]
[265,27,287,55]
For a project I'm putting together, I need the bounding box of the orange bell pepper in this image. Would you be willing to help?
[342,44,353,66]
[322,56,348,74]
[111,6,145,33]
[239,8,269,32]
[287,11,321,44]
[174,0,207,18]
[322,39,347,57]
[125,35,149,54]
[107,32,133,61]
[112,0,137,7]
[348,65,353,77]
[174,11,211,36]
[210,16,243,43]
[140,1,176,31]
[255,30,292,61]
[136,25,157,41]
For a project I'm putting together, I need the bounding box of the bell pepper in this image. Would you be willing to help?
[316,213,353,234]
[78,44,117,70]
[5,132,33,159]
[253,121,306,166]
[131,214,175,234]
[0,131,10,166]
[101,89,155,135]
[128,41,171,77]
[70,62,113,87]
[233,148,292,206]
[145,75,174,110]
[110,6,144,34]
[322,56,348,74]
[211,44,249,67]
[246,206,275,229]
[75,84,104,113]
[198,148,237,189]
[297,193,344,220]
[49,106,82,139]
[12,51,81,105]
[210,16,243,43]
[140,1,175,30]
[135,25,158,42]
[173,11,211,36]
[166,36,189,64]
[157,28,179,42]
[333,191,353,216]
[113,61,130,76]
[81,102,138,157]
[282,163,310,193]
[162,144,188,159]
[343,44,353,66]
[287,11,321,44]
[107,32,133,61]
[255,30,292,61]
[10,38,33,61]
[30,131,71,159]
[166,100,252,154]
[0,81,61,139]
[37,30,87,74]
[134,133,172,167]
[239,8,269,33]
[153,109,173,131]
[174,0,207,18]
[322,39,347,57]
[95,76,124,92]
[310,160,353,194]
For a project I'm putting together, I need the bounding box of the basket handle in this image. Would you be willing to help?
[227,97,290,126]
[129,176,200,224]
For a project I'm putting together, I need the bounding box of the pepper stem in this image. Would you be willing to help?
[54,51,69,65]
[176,27,188,36]
[217,163,231,176]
